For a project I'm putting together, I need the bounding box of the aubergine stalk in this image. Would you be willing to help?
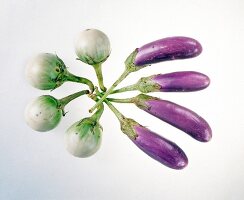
[89,36,202,113]
[103,99,188,170]
[107,94,212,142]
[112,71,210,94]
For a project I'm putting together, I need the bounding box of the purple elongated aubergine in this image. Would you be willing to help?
[134,36,202,66]
[151,71,210,92]
[133,94,212,142]
[120,118,188,169]
[111,71,210,94]
[136,71,210,93]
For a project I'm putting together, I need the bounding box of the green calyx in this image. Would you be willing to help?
[40,95,63,114]
[106,94,154,110]
[49,54,67,89]
[124,49,148,73]
[120,118,139,140]
[77,54,96,65]
[132,94,157,110]
[137,76,161,93]
[77,54,109,66]
[55,54,67,71]
[76,117,103,141]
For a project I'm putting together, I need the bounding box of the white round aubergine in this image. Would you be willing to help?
[25,95,62,132]
[25,53,94,92]
[25,90,89,132]
[65,118,102,158]
[25,53,66,90]
[65,103,104,158]
[75,29,111,65]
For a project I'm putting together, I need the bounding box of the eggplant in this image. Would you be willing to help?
[128,121,188,169]
[104,100,188,169]
[134,36,202,66]
[133,94,212,142]
[112,71,210,94]
[151,71,210,92]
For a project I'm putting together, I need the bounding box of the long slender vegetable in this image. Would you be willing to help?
[104,99,188,169]
[112,71,210,94]
[134,36,202,66]
[108,94,212,142]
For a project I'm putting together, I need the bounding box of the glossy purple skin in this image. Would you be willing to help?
[140,99,212,142]
[134,37,202,66]
[153,71,210,92]
[132,125,188,169]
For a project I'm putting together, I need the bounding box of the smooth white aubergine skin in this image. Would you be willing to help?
[134,36,202,66]
[25,53,66,90]
[75,29,111,65]
[138,71,210,93]
[120,118,188,169]
[133,94,212,142]
[65,118,102,158]
[25,95,62,132]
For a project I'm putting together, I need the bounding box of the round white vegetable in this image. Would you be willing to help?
[65,119,102,157]
[25,95,62,132]
[75,29,111,65]
[25,53,65,90]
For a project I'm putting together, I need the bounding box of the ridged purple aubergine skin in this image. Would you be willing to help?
[132,125,188,169]
[139,98,212,142]
[134,37,202,66]
[153,71,210,92]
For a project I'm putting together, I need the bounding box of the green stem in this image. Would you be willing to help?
[90,98,104,122]
[103,99,125,122]
[93,63,106,92]
[64,70,94,93]
[106,97,134,103]
[89,69,130,113]
[59,90,89,107]
[111,83,138,94]
[104,99,139,139]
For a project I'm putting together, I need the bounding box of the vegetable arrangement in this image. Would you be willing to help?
[25,28,212,170]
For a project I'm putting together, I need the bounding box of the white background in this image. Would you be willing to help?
[1,0,244,199]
